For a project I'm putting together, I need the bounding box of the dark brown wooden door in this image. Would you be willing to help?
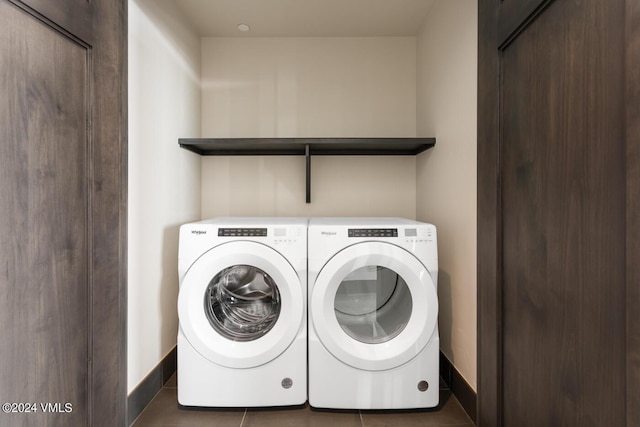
[478,0,640,425]
[0,1,126,426]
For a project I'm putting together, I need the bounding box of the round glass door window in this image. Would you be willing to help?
[334,266,412,344]
[204,265,281,342]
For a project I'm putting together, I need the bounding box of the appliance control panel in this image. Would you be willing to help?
[218,228,267,237]
[214,226,305,253]
[403,227,435,242]
[273,227,303,245]
[348,228,398,238]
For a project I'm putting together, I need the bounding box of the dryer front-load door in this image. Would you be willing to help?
[178,241,303,369]
[311,242,438,371]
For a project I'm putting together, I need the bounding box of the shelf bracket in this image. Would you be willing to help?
[305,144,311,203]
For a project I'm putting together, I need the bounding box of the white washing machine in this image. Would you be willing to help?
[308,217,439,409]
[177,217,307,407]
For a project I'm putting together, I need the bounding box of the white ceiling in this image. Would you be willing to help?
[173,0,436,37]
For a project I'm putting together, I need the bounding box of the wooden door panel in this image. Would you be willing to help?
[501,0,626,424]
[0,2,90,426]
[626,3,640,425]
[479,0,633,425]
[0,0,126,426]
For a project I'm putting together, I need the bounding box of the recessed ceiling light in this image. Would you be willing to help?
[237,23,250,32]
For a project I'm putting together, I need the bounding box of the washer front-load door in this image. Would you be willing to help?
[311,242,438,371]
[178,241,303,369]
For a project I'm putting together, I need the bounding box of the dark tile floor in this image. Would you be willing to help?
[131,374,474,427]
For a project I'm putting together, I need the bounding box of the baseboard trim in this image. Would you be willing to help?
[440,352,477,424]
[127,346,177,426]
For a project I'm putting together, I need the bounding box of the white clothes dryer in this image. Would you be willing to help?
[308,217,439,409]
[177,217,307,407]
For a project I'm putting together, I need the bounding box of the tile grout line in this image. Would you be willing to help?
[239,408,247,427]
[359,410,364,427]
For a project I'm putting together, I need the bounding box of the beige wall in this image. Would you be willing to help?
[200,37,417,218]
[416,0,478,390]
[128,0,201,393]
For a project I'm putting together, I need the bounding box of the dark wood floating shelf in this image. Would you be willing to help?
[178,137,436,203]
[178,137,435,156]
